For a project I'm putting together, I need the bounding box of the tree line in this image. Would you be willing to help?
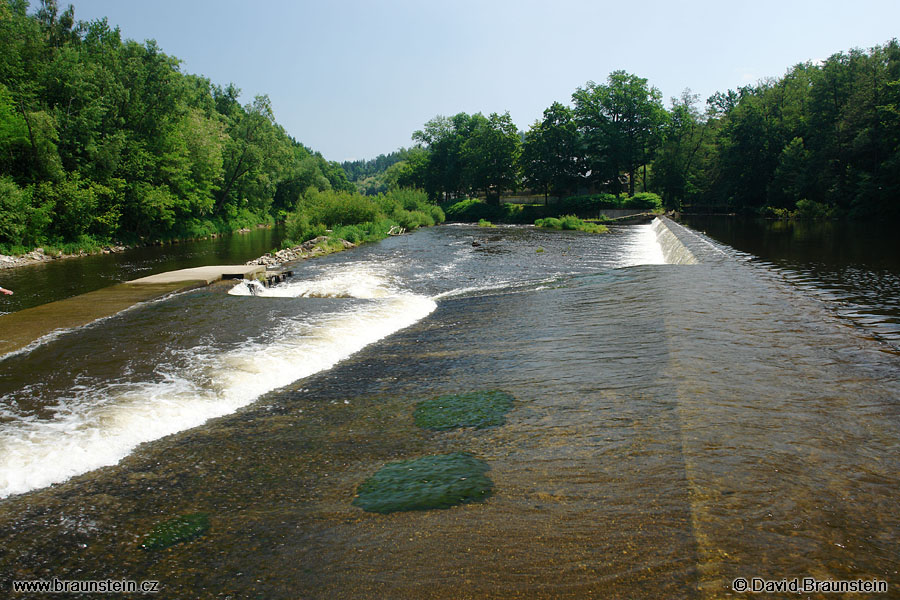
[0,0,354,254]
[2,0,897,260]
[378,42,900,218]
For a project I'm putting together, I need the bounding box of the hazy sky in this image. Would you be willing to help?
[64,0,900,162]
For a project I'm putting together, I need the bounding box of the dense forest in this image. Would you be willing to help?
[377,42,900,218]
[340,148,420,195]
[0,0,353,254]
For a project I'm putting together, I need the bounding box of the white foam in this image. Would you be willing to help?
[228,264,394,299]
[0,268,435,498]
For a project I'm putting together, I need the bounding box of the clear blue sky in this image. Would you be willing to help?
[61,0,900,162]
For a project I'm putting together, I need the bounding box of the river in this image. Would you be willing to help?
[0,220,897,599]
[0,227,285,315]
[682,216,900,348]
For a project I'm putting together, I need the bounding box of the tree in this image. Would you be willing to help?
[651,90,713,209]
[522,102,581,203]
[412,113,474,201]
[573,71,667,195]
[461,112,521,204]
[217,94,290,214]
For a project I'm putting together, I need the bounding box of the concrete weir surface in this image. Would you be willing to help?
[0,265,263,357]
[128,264,264,285]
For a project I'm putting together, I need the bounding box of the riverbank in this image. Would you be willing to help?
[0,245,128,270]
[245,235,358,267]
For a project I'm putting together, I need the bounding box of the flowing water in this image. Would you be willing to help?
[0,220,898,599]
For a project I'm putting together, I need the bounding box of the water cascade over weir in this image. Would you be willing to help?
[651,217,699,264]
[0,265,436,498]
[0,221,898,599]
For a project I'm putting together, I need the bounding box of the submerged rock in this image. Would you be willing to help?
[414,390,515,431]
[353,453,492,514]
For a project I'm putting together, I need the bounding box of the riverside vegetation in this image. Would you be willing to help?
[345,43,900,220]
[3,1,897,264]
[0,1,356,256]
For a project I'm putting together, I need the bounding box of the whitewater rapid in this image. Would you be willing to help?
[0,265,435,498]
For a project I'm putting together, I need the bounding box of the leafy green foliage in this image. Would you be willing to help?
[462,112,522,204]
[414,390,514,431]
[535,215,608,233]
[0,3,350,253]
[282,187,443,247]
[523,102,582,201]
[140,513,210,551]
[353,453,492,513]
[443,198,526,223]
[405,42,900,219]
[412,112,521,203]
[573,71,668,196]
[623,192,663,210]
[688,42,900,217]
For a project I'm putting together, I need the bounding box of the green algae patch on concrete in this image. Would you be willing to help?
[140,513,210,550]
[414,390,514,431]
[353,453,492,514]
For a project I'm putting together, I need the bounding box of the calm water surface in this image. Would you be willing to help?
[682,216,900,347]
[0,221,897,599]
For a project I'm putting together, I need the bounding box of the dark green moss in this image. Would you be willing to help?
[414,390,514,431]
[353,452,492,514]
[140,513,210,550]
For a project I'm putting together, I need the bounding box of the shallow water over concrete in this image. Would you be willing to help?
[0,222,898,598]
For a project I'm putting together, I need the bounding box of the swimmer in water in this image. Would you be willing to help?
[0,286,12,295]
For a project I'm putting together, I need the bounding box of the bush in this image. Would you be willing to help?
[303,189,380,226]
[759,200,837,220]
[428,204,446,224]
[0,177,29,247]
[285,210,327,243]
[758,205,793,219]
[622,192,663,210]
[392,207,434,230]
[559,193,621,213]
[558,192,662,213]
[535,214,608,234]
[443,198,530,223]
[794,199,835,219]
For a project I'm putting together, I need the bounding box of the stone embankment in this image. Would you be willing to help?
[0,246,127,270]
[244,236,356,267]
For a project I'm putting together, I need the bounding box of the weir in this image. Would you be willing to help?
[650,217,700,264]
